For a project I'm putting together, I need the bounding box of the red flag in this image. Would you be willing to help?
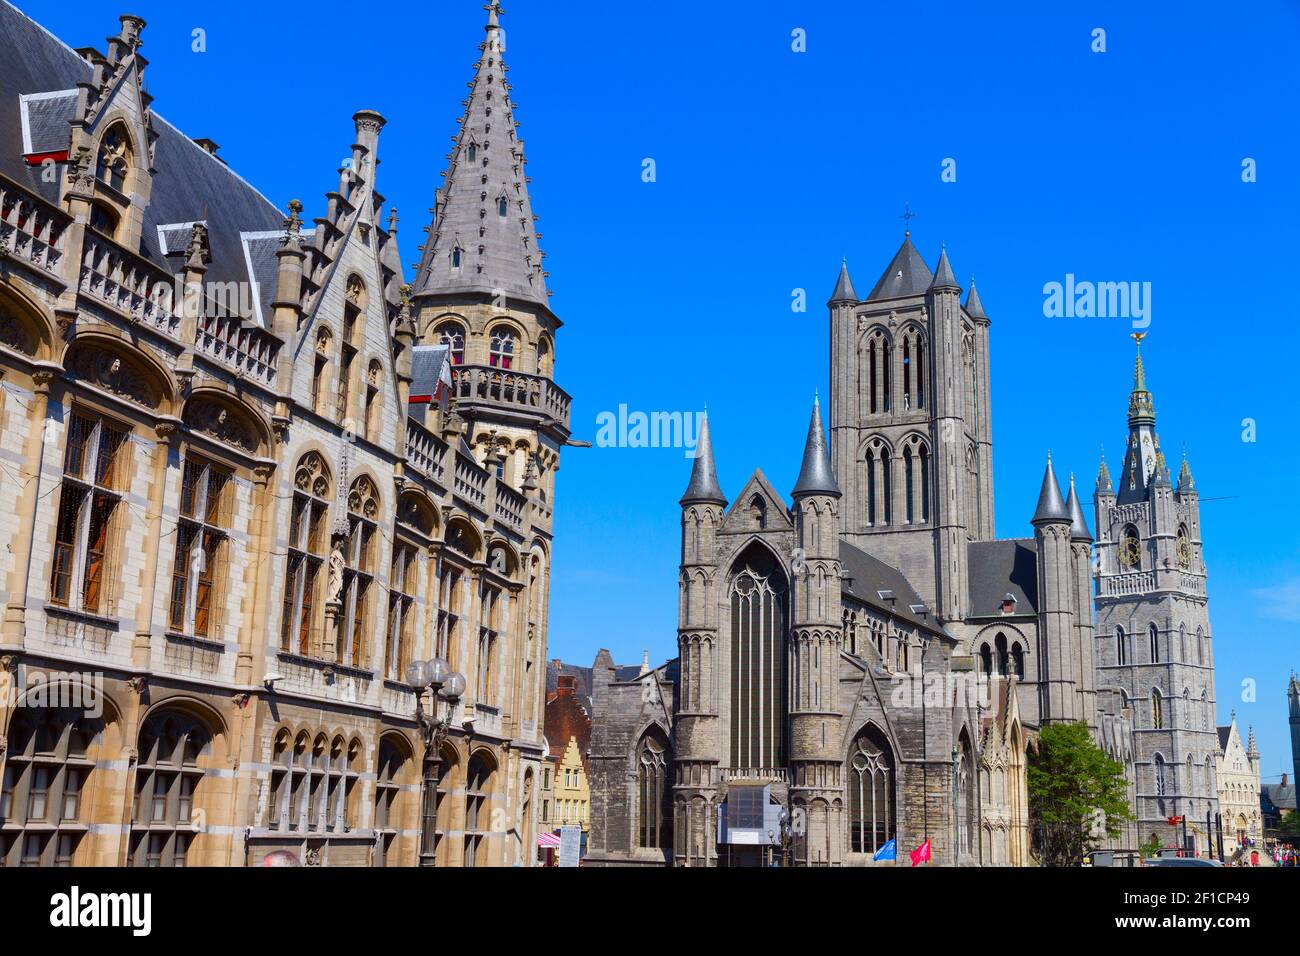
[1166,815,1183,826]
[909,839,931,867]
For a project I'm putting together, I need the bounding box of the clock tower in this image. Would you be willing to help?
[1093,337,1220,854]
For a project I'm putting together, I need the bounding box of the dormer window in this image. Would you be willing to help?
[467,144,477,163]
[1000,592,1016,615]
[497,196,508,217]
[96,126,130,192]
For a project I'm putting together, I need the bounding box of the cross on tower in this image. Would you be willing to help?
[899,200,917,237]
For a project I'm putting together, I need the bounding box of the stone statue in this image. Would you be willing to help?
[328,540,345,603]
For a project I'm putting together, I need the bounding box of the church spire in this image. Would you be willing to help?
[681,413,727,506]
[828,258,857,304]
[1117,333,1163,504]
[1031,454,1069,525]
[1066,473,1093,541]
[964,278,988,320]
[929,244,959,291]
[1128,331,1155,426]
[792,394,840,498]
[412,1,550,307]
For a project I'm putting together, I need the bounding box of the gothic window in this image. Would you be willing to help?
[748,494,766,530]
[88,202,119,237]
[1182,689,1191,729]
[848,726,894,854]
[1200,690,1208,731]
[477,584,501,703]
[282,453,330,655]
[363,360,382,441]
[636,730,670,850]
[49,411,128,615]
[434,321,466,365]
[340,475,380,668]
[464,753,496,866]
[129,710,211,867]
[467,144,477,163]
[978,642,993,678]
[957,733,976,858]
[919,444,930,521]
[338,288,363,422]
[865,448,876,525]
[374,737,411,866]
[1011,641,1025,679]
[0,704,102,867]
[1151,689,1164,730]
[904,448,914,523]
[488,326,516,369]
[312,328,332,414]
[451,247,462,269]
[436,565,463,666]
[497,196,508,217]
[728,545,787,768]
[1116,625,1127,666]
[1149,623,1160,663]
[168,457,232,639]
[902,337,912,409]
[95,125,131,191]
[866,331,891,414]
[1154,754,1167,798]
[995,633,1009,676]
[1120,525,1141,570]
[385,542,417,681]
[537,336,553,376]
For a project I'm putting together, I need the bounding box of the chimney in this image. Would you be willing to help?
[1283,773,1290,788]
[192,138,224,161]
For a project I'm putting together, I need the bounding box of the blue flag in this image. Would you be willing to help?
[873,839,897,861]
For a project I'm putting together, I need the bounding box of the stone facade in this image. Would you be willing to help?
[1215,714,1261,848]
[0,3,567,867]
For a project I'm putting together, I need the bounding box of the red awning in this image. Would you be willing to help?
[537,831,562,848]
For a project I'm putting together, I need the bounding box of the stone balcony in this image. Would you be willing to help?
[450,364,571,435]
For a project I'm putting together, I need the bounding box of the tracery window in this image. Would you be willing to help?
[476,583,501,703]
[464,753,495,866]
[434,321,465,365]
[728,546,787,768]
[636,731,670,850]
[1149,622,1160,663]
[95,125,130,191]
[489,326,516,369]
[1116,625,1127,666]
[168,457,231,638]
[1152,689,1164,730]
[129,710,210,867]
[50,411,128,615]
[848,727,894,854]
[282,453,330,655]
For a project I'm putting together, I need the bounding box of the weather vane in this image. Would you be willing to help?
[899,200,916,237]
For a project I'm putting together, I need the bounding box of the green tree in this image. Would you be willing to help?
[1028,721,1133,866]
[1278,810,1300,839]
[1139,832,1163,859]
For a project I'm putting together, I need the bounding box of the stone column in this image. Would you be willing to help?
[2,368,55,645]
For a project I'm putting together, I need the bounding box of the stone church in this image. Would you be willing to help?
[0,2,568,866]
[587,238,1223,865]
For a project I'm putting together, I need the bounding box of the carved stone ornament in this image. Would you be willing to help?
[65,346,158,407]
[183,397,258,453]
[0,306,37,356]
[294,452,331,498]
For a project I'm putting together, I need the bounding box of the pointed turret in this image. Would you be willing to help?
[828,258,857,305]
[866,235,933,301]
[929,244,959,291]
[412,1,549,307]
[1177,450,1195,494]
[1096,451,1114,495]
[1031,454,1070,525]
[964,278,988,320]
[1065,474,1093,541]
[680,413,726,506]
[792,395,840,498]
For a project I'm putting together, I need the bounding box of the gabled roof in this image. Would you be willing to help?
[0,1,287,318]
[967,538,1039,616]
[412,3,550,308]
[865,236,933,301]
[839,540,946,636]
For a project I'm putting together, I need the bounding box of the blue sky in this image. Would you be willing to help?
[22,0,1300,779]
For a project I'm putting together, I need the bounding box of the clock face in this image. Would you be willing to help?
[1177,533,1192,570]
[1120,529,1141,569]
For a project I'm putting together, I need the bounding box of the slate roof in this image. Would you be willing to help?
[829,259,857,303]
[964,280,988,319]
[929,246,958,290]
[791,397,839,497]
[839,540,944,634]
[1261,784,1296,812]
[0,1,289,319]
[412,6,549,308]
[680,414,726,505]
[967,538,1040,616]
[1216,725,1233,751]
[1031,456,1070,524]
[865,236,933,301]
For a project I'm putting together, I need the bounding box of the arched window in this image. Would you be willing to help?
[1011,642,1025,679]
[96,125,130,191]
[902,337,912,409]
[341,475,380,668]
[49,411,129,615]
[1154,754,1167,798]
[1116,625,1127,666]
[489,326,516,369]
[956,732,976,858]
[282,453,330,655]
[374,737,411,866]
[537,336,553,376]
[848,726,894,854]
[467,143,477,163]
[1151,689,1164,730]
[477,580,502,703]
[363,359,382,441]
[867,331,891,414]
[1182,689,1191,729]
[430,743,458,865]
[168,457,232,639]
[385,539,417,681]
[636,730,671,850]
[904,448,914,524]
[451,247,462,269]
[464,752,496,866]
[728,545,787,768]
[0,702,103,866]
[1120,525,1141,570]
[312,328,332,413]
[497,196,508,217]
[919,444,930,521]
[434,321,465,365]
[130,710,211,867]
[978,642,993,678]
[865,448,877,526]
[995,633,1009,677]
[1200,690,1208,731]
[748,494,766,530]
[1149,623,1160,663]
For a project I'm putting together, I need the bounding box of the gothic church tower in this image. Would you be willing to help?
[1093,337,1219,853]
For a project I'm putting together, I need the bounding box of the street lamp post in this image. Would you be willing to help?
[407,657,466,868]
